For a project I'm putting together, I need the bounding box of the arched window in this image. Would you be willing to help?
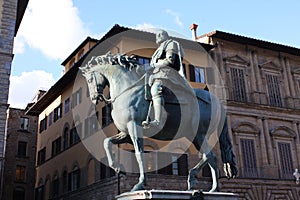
[69,166,80,191]
[52,174,59,198]
[63,127,69,150]
[45,177,51,200]
[87,159,95,185]
[62,170,68,193]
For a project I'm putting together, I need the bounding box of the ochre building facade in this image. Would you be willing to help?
[27,24,300,200]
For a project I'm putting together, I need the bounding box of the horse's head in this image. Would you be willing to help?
[81,69,108,105]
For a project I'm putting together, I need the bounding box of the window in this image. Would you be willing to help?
[102,104,113,127]
[52,137,61,157]
[62,171,68,193]
[266,74,282,107]
[137,56,150,69]
[100,161,115,180]
[13,187,25,200]
[70,124,81,146]
[72,88,82,108]
[39,116,47,133]
[20,117,29,130]
[171,155,179,175]
[69,167,80,191]
[15,166,26,182]
[278,142,293,179]
[48,112,53,126]
[189,64,205,83]
[240,139,258,177]
[53,104,62,122]
[65,98,70,114]
[35,185,44,200]
[63,127,69,150]
[17,142,27,157]
[87,159,95,185]
[37,148,46,165]
[230,67,247,102]
[52,176,59,197]
[85,113,98,137]
[157,153,188,176]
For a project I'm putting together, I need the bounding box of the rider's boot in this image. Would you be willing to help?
[142,80,164,129]
[146,95,164,129]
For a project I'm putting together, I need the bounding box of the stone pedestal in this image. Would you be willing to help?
[115,190,238,200]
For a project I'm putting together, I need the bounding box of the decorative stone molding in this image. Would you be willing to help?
[232,122,260,136]
[258,61,283,73]
[270,126,296,138]
[223,55,250,66]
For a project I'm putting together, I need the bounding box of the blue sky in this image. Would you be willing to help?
[9,0,300,108]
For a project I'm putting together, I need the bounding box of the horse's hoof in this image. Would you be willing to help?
[131,182,145,192]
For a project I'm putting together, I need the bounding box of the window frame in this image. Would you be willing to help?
[17,141,27,157]
[15,165,26,182]
[188,64,206,84]
[19,117,29,131]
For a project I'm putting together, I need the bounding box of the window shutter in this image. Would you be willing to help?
[189,64,195,82]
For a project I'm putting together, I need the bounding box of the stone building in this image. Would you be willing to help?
[0,0,29,196]
[27,24,300,199]
[193,24,300,198]
[1,106,38,200]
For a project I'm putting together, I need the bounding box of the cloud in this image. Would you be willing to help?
[13,36,25,54]
[8,70,55,109]
[15,0,90,60]
[165,9,183,27]
[133,23,158,33]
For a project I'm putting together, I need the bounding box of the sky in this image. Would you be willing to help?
[9,0,300,108]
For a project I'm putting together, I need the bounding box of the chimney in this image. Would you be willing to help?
[190,23,198,41]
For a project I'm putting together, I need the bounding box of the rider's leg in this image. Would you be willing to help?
[143,80,164,129]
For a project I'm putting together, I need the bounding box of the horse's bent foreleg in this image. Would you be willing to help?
[127,121,145,191]
[104,132,131,173]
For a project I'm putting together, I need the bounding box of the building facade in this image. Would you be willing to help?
[2,107,38,200]
[0,0,29,196]
[27,24,300,199]
[195,26,300,198]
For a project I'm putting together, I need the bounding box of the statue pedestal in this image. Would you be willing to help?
[115,190,238,200]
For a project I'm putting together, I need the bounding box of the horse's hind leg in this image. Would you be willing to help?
[188,153,209,190]
[189,137,220,192]
[207,152,219,192]
[104,132,131,173]
[188,152,219,192]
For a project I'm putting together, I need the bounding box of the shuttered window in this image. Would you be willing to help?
[230,67,246,102]
[266,74,282,107]
[278,142,293,179]
[240,139,258,177]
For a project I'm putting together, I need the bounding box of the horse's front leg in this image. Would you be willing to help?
[127,120,145,191]
[104,132,131,173]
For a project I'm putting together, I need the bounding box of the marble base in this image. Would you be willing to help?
[115,190,238,200]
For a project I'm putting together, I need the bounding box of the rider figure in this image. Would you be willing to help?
[142,30,185,129]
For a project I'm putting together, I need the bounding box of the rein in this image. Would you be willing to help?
[99,73,147,104]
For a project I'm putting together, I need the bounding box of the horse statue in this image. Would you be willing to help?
[79,53,237,192]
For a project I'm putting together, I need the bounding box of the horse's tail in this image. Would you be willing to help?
[219,116,238,178]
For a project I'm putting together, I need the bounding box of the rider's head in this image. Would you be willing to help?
[156,30,169,45]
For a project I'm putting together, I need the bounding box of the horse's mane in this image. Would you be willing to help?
[82,52,143,72]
